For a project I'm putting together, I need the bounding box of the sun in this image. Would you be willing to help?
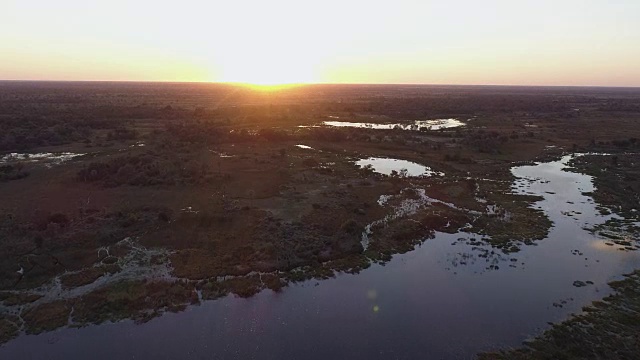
[217,59,317,88]
[213,45,320,88]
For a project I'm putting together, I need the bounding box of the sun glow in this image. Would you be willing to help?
[233,82,306,92]
[213,42,322,87]
[202,1,334,87]
[217,59,317,87]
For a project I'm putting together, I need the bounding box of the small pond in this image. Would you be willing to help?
[323,118,465,131]
[356,157,444,177]
[0,152,84,166]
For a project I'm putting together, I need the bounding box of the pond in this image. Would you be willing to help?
[323,118,465,131]
[0,152,84,166]
[295,144,314,150]
[2,155,639,359]
[355,157,444,177]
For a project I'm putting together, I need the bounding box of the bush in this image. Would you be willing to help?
[340,219,363,235]
[0,163,30,182]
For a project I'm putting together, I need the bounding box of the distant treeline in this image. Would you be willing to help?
[0,116,132,151]
[322,95,573,118]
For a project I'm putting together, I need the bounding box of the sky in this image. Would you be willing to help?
[1,0,639,86]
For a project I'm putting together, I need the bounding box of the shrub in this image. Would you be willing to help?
[340,219,363,235]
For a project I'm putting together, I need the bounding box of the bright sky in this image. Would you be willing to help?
[1,0,639,86]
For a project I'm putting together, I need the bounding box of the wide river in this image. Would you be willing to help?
[3,155,639,359]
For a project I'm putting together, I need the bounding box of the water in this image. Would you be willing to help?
[356,157,444,177]
[323,118,465,131]
[0,152,84,166]
[210,150,235,158]
[3,155,639,359]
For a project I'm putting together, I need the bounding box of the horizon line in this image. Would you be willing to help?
[0,79,639,89]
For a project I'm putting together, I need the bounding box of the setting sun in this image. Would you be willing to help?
[215,55,318,86]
